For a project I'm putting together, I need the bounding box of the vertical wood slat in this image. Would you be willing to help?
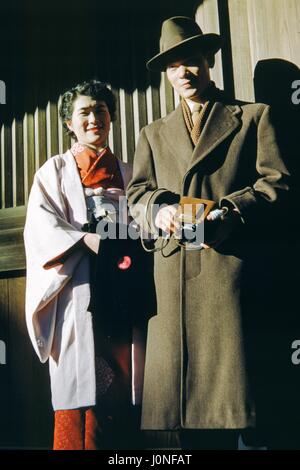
[57,95,71,156]
[164,75,175,116]
[151,81,162,123]
[11,120,17,207]
[0,125,5,209]
[196,0,224,90]
[12,118,25,207]
[46,101,59,160]
[57,95,64,156]
[124,90,135,164]
[23,113,35,204]
[129,15,147,154]
[4,125,13,208]
[118,88,128,163]
[227,0,255,102]
[159,73,168,118]
[15,119,24,206]
[146,86,154,125]
[34,107,47,170]
[132,89,141,148]
[112,87,123,162]
[0,278,9,447]
[137,89,148,130]
[11,59,25,208]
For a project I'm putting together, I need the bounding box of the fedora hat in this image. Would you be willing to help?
[146,16,222,72]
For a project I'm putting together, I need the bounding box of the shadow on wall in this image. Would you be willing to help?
[246,58,300,449]
[254,59,300,182]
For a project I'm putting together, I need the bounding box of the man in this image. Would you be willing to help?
[127,17,290,449]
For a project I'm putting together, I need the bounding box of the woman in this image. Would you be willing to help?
[24,80,152,450]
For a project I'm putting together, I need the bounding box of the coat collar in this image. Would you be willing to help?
[62,150,132,227]
[159,98,242,180]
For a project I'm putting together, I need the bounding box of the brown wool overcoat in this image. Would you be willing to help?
[126,92,290,431]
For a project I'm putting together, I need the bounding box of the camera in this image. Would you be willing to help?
[174,197,217,250]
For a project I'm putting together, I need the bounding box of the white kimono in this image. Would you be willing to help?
[24,149,134,410]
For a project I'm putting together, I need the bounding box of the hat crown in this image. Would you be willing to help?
[146,16,221,71]
[160,16,204,53]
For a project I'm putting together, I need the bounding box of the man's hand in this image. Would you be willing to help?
[201,208,241,249]
[154,204,180,235]
[83,233,101,254]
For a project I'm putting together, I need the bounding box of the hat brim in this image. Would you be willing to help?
[146,33,222,72]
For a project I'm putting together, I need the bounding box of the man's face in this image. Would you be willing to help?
[166,54,211,101]
[67,95,111,148]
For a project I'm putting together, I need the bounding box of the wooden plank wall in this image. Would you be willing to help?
[0,275,52,448]
[0,0,200,273]
[0,1,196,211]
[196,0,300,102]
[0,0,299,449]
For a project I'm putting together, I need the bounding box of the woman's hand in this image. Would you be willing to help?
[83,233,101,254]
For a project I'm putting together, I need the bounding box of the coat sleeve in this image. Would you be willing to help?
[220,105,290,223]
[24,158,87,362]
[126,126,180,234]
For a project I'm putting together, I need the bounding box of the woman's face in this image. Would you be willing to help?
[67,94,111,149]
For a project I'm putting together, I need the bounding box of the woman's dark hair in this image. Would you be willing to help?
[59,79,117,138]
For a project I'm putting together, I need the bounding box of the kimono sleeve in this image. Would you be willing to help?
[24,159,87,362]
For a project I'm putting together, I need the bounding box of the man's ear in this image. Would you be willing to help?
[206,54,215,68]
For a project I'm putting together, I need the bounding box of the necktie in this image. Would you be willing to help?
[191,103,202,126]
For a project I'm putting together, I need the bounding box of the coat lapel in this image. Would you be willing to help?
[187,102,242,173]
[159,102,242,181]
